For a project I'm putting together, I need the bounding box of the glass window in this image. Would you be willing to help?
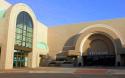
[16,40,21,46]
[28,37,32,43]
[27,27,32,33]
[23,25,27,30]
[26,42,29,47]
[26,42,32,48]
[22,42,26,47]
[16,34,22,40]
[16,28,22,34]
[23,30,26,36]
[17,24,23,29]
[27,32,32,37]
[15,11,33,48]
[22,36,26,41]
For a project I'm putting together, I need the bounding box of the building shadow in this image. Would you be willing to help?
[62,34,80,52]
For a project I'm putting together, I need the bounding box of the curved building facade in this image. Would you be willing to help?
[49,19,125,66]
[0,1,48,69]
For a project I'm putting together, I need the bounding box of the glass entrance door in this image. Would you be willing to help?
[83,55,115,66]
[13,50,29,68]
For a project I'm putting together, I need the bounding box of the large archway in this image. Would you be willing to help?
[82,33,116,66]
[74,24,123,66]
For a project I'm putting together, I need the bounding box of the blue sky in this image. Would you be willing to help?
[7,0,125,27]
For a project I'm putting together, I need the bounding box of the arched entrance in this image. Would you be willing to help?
[74,24,124,66]
[82,33,116,66]
[13,11,33,68]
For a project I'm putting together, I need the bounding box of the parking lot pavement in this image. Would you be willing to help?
[1,67,125,75]
[74,69,108,75]
[0,73,125,78]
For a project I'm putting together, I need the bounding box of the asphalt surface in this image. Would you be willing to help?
[1,67,125,78]
[0,73,125,78]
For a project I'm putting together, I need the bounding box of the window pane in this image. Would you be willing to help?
[27,27,32,33]
[27,32,32,38]
[16,34,22,40]
[23,30,26,36]
[22,42,25,47]
[28,38,32,43]
[24,25,27,30]
[29,43,32,48]
[15,11,33,48]
[17,24,23,29]
[26,42,32,48]
[16,28,22,34]
[26,42,29,47]
[22,36,26,41]
[16,40,21,46]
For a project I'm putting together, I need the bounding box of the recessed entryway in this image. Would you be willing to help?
[82,33,116,66]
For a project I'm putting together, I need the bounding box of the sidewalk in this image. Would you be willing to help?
[0,67,125,75]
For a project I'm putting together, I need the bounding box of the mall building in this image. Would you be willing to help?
[1,0,125,69]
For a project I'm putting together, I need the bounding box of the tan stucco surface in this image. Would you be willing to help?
[0,0,11,9]
[36,21,48,55]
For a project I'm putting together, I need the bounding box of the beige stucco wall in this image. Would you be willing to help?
[48,18,125,59]
[0,0,11,9]
[0,0,12,69]
[0,0,11,44]
[37,21,48,55]
[36,21,48,67]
